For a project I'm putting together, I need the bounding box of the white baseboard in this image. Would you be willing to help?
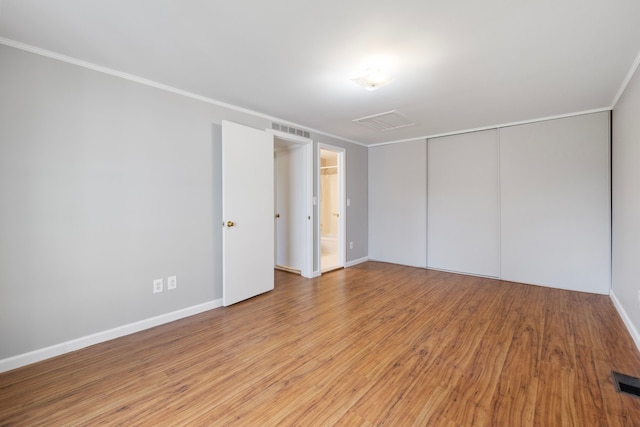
[0,299,223,374]
[345,256,369,268]
[310,270,321,278]
[367,258,426,269]
[610,290,640,352]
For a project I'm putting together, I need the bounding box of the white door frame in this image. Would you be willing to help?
[267,129,313,278]
[317,143,346,273]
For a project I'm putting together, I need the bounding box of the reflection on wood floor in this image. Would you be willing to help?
[321,252,339,272]
[2,262,640,425]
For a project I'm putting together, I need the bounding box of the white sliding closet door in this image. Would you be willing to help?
[500,112,610,294]
[369,141,427,268]
[427,130,499,277]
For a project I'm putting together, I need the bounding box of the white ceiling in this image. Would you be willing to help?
[1,0,639,146]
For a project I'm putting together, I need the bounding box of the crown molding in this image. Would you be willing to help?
[367,107,612,148]
[611,48,640,108]
[0,37,366,147]
[2,36,630,149]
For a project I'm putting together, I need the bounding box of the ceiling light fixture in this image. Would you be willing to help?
[352,68,394,91]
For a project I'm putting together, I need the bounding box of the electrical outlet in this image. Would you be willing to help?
[153,279,163,294]
[349,241,354,250]
[168,276,177,290]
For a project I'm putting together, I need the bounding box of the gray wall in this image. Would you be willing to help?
[0,44,368,360]
[314,137,369,265]
[612,63,640,342]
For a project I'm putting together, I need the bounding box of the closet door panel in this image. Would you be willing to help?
[427,130,499,277]
[500,112,610,294]
[369,141,427,268]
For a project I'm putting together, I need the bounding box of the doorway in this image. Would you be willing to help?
[319,144,345,273]
[272,132,313,278]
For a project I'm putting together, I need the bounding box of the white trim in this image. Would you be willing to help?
[496,129,502,279]
[339,150,346,268]
[611,48,640,108]
[267,129,313,145]
[274,265,301,274]
[610,291,640,352]
[367,108,612,147]
[303,143,315,278]
[310,270,321,278]
[1,37,623,150]
[368,258,426,269]
[607,112,613,292]
[425,139,429,268]
[345,257,369,268]
[0,299,222,373]
[427,266,499,280]
[0,37,366,148]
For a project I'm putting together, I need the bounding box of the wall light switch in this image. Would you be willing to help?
[347,198,351,207]
[153,279,163,294]
[168,276,177,290]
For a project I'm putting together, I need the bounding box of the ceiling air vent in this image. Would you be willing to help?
[353,110,415,132]
[272,122,310,139]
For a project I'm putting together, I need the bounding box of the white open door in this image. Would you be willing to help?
[222,120,274,306]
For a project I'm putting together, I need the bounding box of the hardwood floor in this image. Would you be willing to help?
[2,262,640,426]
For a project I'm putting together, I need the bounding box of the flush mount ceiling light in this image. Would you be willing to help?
[351,68,394,91]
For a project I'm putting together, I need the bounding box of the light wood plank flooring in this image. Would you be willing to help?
[2,262,640,426]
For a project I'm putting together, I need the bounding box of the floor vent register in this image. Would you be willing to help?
[612,371,640,398]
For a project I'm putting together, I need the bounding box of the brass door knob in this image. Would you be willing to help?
[275,213,280,218]
[226,221,235,227]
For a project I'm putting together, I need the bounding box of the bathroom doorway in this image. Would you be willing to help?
[319,145,345,272]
